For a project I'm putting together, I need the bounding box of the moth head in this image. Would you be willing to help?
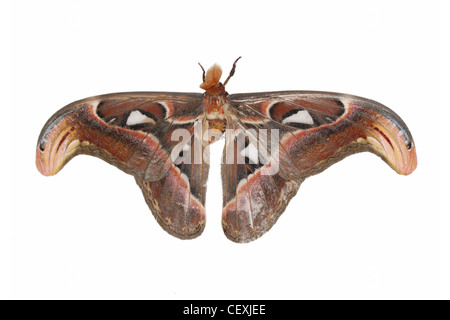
[199,63,224,94]
[199,57,241,95]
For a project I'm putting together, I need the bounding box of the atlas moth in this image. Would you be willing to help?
[36,57,417,243]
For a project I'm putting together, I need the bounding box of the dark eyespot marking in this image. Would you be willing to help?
[96,100,168,129]
[406,139,412,150]
[268,102,281,121]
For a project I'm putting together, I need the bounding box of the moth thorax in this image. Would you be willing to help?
[204,92,227,115]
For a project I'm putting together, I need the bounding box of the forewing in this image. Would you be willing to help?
[36,92,209,239]
[222,91,417,242]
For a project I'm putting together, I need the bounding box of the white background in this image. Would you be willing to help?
[2,0,448,299]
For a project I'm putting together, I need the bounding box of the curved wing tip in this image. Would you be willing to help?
[35,125,80,177]
[399,145,418,176]
[389,138,417,176]
[36,148,52,176]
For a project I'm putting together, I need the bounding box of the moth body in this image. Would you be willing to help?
[204,91,228,135]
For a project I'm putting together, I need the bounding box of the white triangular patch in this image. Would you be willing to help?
[240,142,259,164]
[126,110,155,126]
[282,110,314,125]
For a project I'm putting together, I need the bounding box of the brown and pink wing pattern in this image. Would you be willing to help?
[222,91,417,242]
[36,92,209,239]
